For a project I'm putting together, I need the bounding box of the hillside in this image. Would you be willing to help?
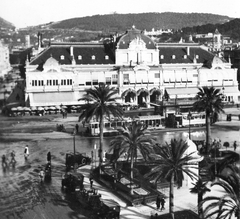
[182,18,240,41]
[0,17,15,29]
[48,12,232,32]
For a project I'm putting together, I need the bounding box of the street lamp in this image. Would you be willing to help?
[73,128,76,172]
[187,110,192,140]
[94,144,97,168]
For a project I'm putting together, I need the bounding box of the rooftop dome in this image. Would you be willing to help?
[44,56,59,67]
[116,26,156,50]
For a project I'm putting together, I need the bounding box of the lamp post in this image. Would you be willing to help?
[94,144,97,168]
[73,128,76,172]
[188,110,192,140]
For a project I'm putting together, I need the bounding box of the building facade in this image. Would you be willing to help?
[25,26,240,108]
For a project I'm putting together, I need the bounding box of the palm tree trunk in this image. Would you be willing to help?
[205,112,211,154]
[169,174,174,214]
[130,153,134,195]
[198,193,203,219]
[99,117,103,174]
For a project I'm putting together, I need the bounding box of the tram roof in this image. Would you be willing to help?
[136,115,165,120]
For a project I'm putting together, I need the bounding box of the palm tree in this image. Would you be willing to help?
[193,86,224,153]
[78,84,123,173]
[145,139,199,214]
[109,121,156,194]
[202,167,240,219]
[190,178,211,218]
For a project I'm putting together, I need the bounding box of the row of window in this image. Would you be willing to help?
[60,55,109,60]
[160,55,199,59]
[31,79,73,86]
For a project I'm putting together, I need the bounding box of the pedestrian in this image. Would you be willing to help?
[47,151,51,163]
[160,197,166,211]
[156,195,161,210]
[24,145,29,160]
[90,177,93,188]
[233,141,237,151]
[2,154,6,166]
[10,150,16,162]
[39,168,45,182]
[75,123,79,133]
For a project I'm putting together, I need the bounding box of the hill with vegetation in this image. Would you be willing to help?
[48,12,232,32]
[182,18,240,41]
[0,17,15,29]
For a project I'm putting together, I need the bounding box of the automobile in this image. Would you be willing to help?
[97,199,120,219]
[65,152,91,170]
[61,172,84,192]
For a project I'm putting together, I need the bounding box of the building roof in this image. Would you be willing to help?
[30,43,115,67]
[158,44,215,66]
[116,26,156,50]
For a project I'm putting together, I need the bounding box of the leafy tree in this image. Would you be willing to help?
[145,139,199,214]
[109,121,155,194]
[193,86,224,153]
[202,167,240,219]
[78,84,123,173]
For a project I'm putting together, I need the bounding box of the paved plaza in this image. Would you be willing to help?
[0,107,239,218]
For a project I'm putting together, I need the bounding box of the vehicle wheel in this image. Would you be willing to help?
[81,158,86,165]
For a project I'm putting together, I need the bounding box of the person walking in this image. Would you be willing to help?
[2,154,7,166]
[10,150,16,163]
[90,177,93,188]
[160,197,166,211]
[233,141,237,151]
[156,195,161,210]
[47,151,51,164]
[75,124,79,133]
[39,168,45,182]
[24,145,29,160]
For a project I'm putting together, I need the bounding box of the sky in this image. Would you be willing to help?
[0,0,240,28]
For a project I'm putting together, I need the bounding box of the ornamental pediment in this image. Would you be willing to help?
[129,36,146,50]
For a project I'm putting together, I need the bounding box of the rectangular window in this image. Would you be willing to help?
[67,79,70,85]
[123,74,129,85]
[34,80,37,86]
[70,79,72,85]
[155,73,160,78]
[32,80,34,86]
[92,79,98,85]
[53,80,55,86]
[86,81,91,86]
[106,77,111,85]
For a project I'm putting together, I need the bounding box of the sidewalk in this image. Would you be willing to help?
[78,165,198,219]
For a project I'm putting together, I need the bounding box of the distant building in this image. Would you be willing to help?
[0,40,11,78]
[24,26,239,108]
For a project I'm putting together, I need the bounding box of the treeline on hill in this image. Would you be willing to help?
[182,18,240,41]
[49,12,231,32]
[0,17,15,29]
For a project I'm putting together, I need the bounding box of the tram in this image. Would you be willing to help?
[175,112,205,127]
[88,117,132,136]
[135,115,166,130]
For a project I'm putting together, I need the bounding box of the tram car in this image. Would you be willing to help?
[88,117,132,136]
[175,112,205,127]
[134,115,166,130]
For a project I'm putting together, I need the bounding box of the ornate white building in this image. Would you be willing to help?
[0,41,11,78]
[25,26,239,108]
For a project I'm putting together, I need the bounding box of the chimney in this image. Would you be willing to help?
[186,47,190,56]
[70,46,76,65]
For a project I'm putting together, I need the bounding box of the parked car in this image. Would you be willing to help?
[65,152,91,170]
[61,172,84,192]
